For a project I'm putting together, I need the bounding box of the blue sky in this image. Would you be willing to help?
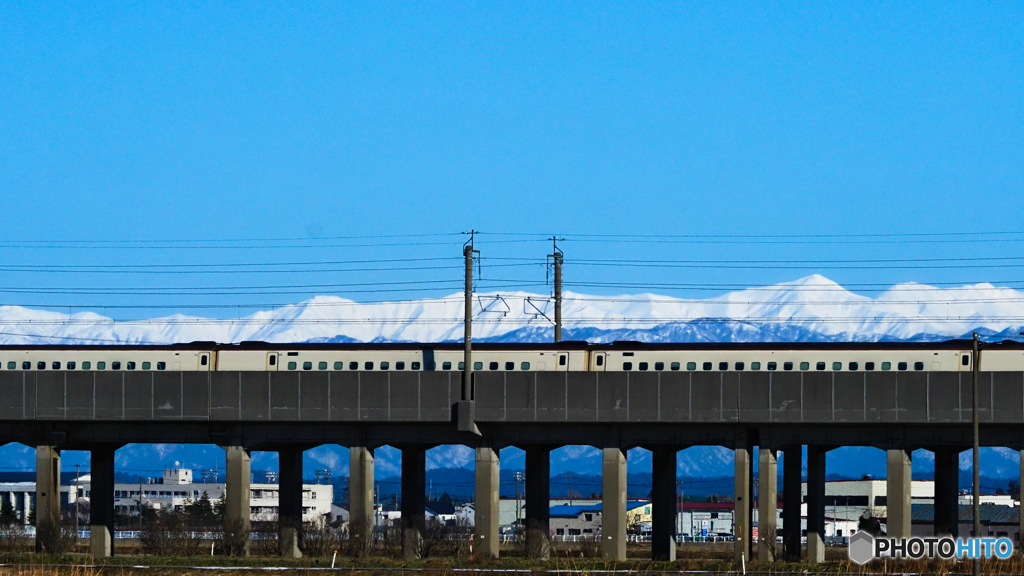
[1,3,1023,477]
[1,2,1023,317]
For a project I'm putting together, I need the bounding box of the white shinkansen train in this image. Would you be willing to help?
[0,340,1021,373]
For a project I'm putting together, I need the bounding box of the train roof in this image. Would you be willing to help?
[0,339,1021,351]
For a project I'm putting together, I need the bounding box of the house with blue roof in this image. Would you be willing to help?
[549,500,651,540]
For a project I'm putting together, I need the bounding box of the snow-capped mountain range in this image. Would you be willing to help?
[1,274,1022,481]
[1,274,1022,345]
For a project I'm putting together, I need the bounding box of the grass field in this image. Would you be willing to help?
[3,543,1024,575]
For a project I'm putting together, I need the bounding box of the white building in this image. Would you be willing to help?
[0,467,333,524]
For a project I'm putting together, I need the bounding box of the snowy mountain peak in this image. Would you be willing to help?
[0,275,1022,345]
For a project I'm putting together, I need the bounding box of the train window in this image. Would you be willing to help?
[623,362,633,371]
[962,355,970,366]
[559,355,567,366]
[735,362,744,370]
[319,362,328,370]
[142,362,150,370]
[112,362,121,370]
[505,362,514,370]
[800,362,809,371]
[349,362,358,370]
[303,362,313,370]
[288,362,297,370]
[816,362,826,371]
[6,362,14,370]
[719,362,728,371]
[832,362,842,371]
[473,362,482,370]
[381,362,390,370]
[686,362,696,371]
[623,352,634,357]
[269,356,276,366]
[865,362,875,371]
[849,362,858,371]
[458,362,465,370]
[127,362,136,370]
[365,362,374,370]
[97,361,106,370]
[783,362,793,371]
[52,362,61,370]
[334,362,343,370]
[489,362,499,371]
[703,362,712,371]
[670,362,680,371]
[287,352,298,356]
[595,356,604,367]
[395,362,405,370]
[881,362,891,371]
[897,362,908,371]
[767,362,777,371]
[200,355,208,366]
[521,362,530,370]
[412,362,421,370]
[655,362,664,371]
[37,362,45,370]
[751,362,761,370]
[443,362,452,370]
[639,362,649,371]
[22,361,30,370]
[156,362,165,370]
[914,362,924,371]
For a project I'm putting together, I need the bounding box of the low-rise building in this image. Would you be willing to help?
[911,503,1020,540]
[0,467,333,524]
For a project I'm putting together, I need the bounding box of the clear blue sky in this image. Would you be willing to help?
[1,2,1022,315]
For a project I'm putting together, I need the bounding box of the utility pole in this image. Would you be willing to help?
[458,231,482,435]
[549,237,564,343]
[73,464,81,542]
[972,332,981,576]
[463,231,478,403]
[678,480,683,540]
[513,471,524,527]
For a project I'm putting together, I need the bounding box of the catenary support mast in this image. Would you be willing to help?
[972,332,981,576]
[549,237,563,343]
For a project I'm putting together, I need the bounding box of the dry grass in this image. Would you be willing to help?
[5,543,1024,575]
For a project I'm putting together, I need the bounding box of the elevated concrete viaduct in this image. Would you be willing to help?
[1,369,1020,563]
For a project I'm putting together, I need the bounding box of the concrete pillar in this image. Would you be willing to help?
[933,447,959,538]
[650,447,677,561]
[886,448,912,539]
[473,446,500,558]
[35,446,61,553]
[525,445,551,559]
[224,446,251,556]
[782,446,801,562]
[805,446,826,563]
[757,446,778,562]
[348,446,375,556]
[278,448,303,558]
[90,446,116,558]
[601,447,627,561]
[733,440,752,565]
[400,444,426,560]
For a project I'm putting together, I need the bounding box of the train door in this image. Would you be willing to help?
[198,353,211,371]
[593,352,607,371]
[957,352,971,371]
[556,353,568,371]
[266,353,279,371]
